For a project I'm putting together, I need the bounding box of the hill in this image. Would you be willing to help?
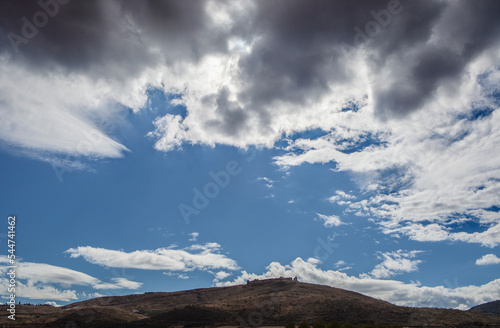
[1,278,500,327]
[469,300,500,316]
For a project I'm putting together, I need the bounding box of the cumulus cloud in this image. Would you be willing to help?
[218,257,500,309]
[212,270,232,283]
[316,213,344,227]
[45,301,62,307]
[476,254,500,266]
[366,250,423,279]
[65,243,239,271]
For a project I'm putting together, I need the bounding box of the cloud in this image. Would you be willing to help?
[316,213,344,227]
[0,61,130,163]
[0,0,228,163]
[334,260,352,271]
[329,190,356,206]
[212,270,232,283]
[1,0,499,167]
[365,250,423,279]
[0,278,78,302]
[218,257,500,309]
[93,277,143,290]
[0,256,142,301]
[0,255,141,289]
[329,190,356,201]
[257,177,275,188]
[188,232,199,242]
[214,271,231,280]
[476,254,500,266]
[274,69,500,247]
[163,272,190,280]
[1,0,499,251]
[65,243,239,271]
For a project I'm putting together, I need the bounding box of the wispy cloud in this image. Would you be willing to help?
[316,213,344,227]
[257,177,275,188]
[163,272,190,280]
[66,243,239,272]
[334,260,352,271]
[0,256,141,302]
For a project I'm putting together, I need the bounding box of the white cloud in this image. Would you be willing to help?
[0,60,131,164]
[163,272,190,280]
[273,72,500,247]
[148,114,189,152]
[0,278,78,302]
[188,232,199,242]
[335,260,347,268]
[0,256,142,293]
[93,278,143,290]
[218,257,500,309]
[79,292,107,300]
[334,260,352,271]
[45,301,62,307]
[213,271,232,282]
[66,243,239,271]
[0,256,142,302]
[257,177,275,188]
[329,190,356,203]
[476,254,500,266]
[366,250,423,279]
[316,213,344,227]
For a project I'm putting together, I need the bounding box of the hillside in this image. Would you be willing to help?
[469,300,500,316]
[1,278,500,327]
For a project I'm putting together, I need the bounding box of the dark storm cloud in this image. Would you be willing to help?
[237,0,389,104]
[2,0,500,125]
[372,0,500,118]
[233,0,500,120]
[0,0,226,80]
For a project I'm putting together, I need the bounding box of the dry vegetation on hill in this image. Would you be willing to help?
[1,279,499,327]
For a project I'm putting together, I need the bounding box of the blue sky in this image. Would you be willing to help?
[1,0,500,310]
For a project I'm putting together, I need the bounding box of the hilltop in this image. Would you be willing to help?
[469,300,500,316]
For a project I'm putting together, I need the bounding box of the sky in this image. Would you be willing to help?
[1,0,500,310]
